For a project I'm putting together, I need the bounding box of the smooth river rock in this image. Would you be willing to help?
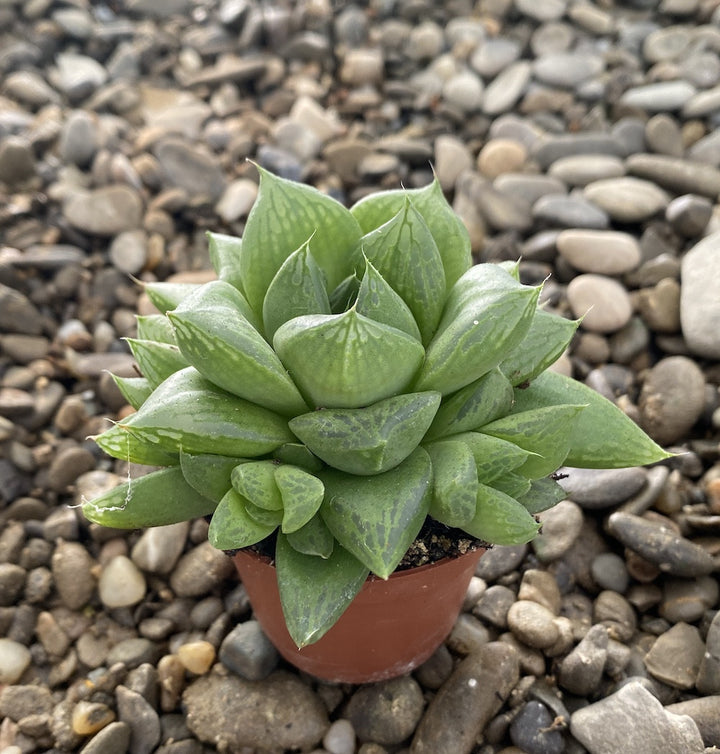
[556,229,641,274]
[680,231,720,358]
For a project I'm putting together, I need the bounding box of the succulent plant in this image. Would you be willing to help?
[83,168,669,648]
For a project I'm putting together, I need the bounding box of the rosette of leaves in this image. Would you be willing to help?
[84,168,669,648]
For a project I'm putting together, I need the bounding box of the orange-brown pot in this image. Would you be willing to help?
[232,547,485,684]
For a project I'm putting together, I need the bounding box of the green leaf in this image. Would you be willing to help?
[510,370,672,468]
[517,477,567,514]
[275,465,325,533]
[356,199,446,344]
[262,238,331,340]
[245,500,284,527]
[289,392,441,475]
[497,259,520,280]
[414,265,540,395]
[82,467,216,529]
[207,231,243,290]
[329,274,360,313]
[463,484,540,545]
[136,314,177,344]
[351,178,472,293]
[286,515,335,558]
[143,281,200,313]
[231,460,284,511]
[168,280,308,416]
[240,166,362,315]
[425,440,478,528]
[208,488,276,550]
[276,533,368,648]
[320,447,432,578]
[481,404,586,478]
[355,258,422,341]
[499,309,579,387]
[491,472,532,500]
[119,367,294,458]
[272,443,323,472]
[126,338,189,389]
[448,431,532,483]
[93,422,179,466]
[179,451,247,504]
[111,375,153,410]
[273,309,425,409]
[424,368,514,441]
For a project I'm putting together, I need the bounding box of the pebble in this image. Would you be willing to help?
[0,638,32,684]
[218,621,278,681]
[482,62,531,116]
[532,500,584,561]
[558,624,609,696]
[532,194,609,230]
[556,229,641,275]
[680,231,720,358]
[665,194,712,237]
[660,576,719,624]
[583,177,670,223]
[558,467,648,509]
[58,110,98,167]
[346,676,424,745]
[109,230,148,276]
[567,274,633,333]
[477,139,527,178]
[116,685,161,754]
[638,356,706,445]
[183,672,329,751]
[434,135,473,191]
[667,696,720,747]
[506,601,559,650]
[533,51,604,89]
[548,153,625,187]
[76,721,131,754]
[131,522,189,575]
[473,584,516,629]
[64,186,143,236]
[169,542,235,597]
[0,136,36,185]
[443,70,484,113]
[154,138,226,201]
[323,719,356,754]
[591,553,630,593]
[644,622,706,689]
[411,643,519,754]
[51,541,96,610]
[620,80,696,112]
[607,512,715,577]
[72,701,116,736]
[697,612,720,695]
[99,555,147,609]
[509,700,564,754]
[627,153,720,197]
[570,681,705,754]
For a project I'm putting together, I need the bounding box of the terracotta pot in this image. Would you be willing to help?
[232,546,485,684]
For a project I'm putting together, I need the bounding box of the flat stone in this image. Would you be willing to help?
[548,153,625,187]
[627,153,720,197]
[443,70,484,113]
[0,638,32,684]
[115,685,161,754]
[0,136,35,184]
[645,622,706,689]
[77,722,131,754]
[510,700,565,754]
[570,681,704,754]
[169,541,235,597]
[51,541,96,610]
[154,138,226,201]
[533,51,604,88]
[680,231,720,358]
[532,500,584,561]
[99,555,146,609]
[477,138,527,178]
[184,671,329,751]
[482,61,531,115]
[567,274,633,333]
[64,186,143,236]
[667,697,720,748]
[583,177,670,223]
[532,134,625,170]
[665,194,712,237]
[218,621,279,681]
[643,25,694,63]
[697,612,720,694]
[515,0,567,21]
[411,643,519,754]
[507,601,559,649]
[660,576,719,624]
[131,522,189,574]
[494,173,566,205]
[471,38,522,78]
[620,80,696,111]
[558,467,648,509]
[645,113,683,157]
[556,229,641,274]
[532,194,609,229]
[434,135,474,191]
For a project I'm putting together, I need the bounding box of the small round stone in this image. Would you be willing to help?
[98,555,146,609]
[0,638,32,684]
[177,641,216,675]
[567,274,633,333]
[556,229,641,275]
[323,719,356,754]
[591,552,630,593]
[72,701,116,735]
[477,138,527,178]
[506,600,560,649]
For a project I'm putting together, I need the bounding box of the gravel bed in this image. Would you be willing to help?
[1,1,720,753]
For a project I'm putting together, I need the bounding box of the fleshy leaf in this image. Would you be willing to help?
[93,422,179,466]
[111,375,153,410]
[320,447,432,578]
[463,484,540,545]
[180,451,247,504]
[231,460,284,511]
[240,166,362,314]
[491,472,532,500]
[481,404,586,478]
[119,367,293,458]
[414,265,540,395]
[425,440,478,528]
[449,431,532,483]
[517,477,567,514]
[351,178,472,293]
[499,309,579,387]
[273,443,323,472]
[329,274,360,313]
[207,231,243,290]
[273,309,425,409]
[136,314,177,344]
[276,533,368,648]
[126,338,188,389]
[424,368,514,441]
[289,392,441,475]
[286,515,335,559]
[82,467,216,529]
[510,370,672,468]
[355,258,422,341]
[143,281,200,313]
[356,199,446,344]
[208,488,276,550]
[245,500,284,528]
[168,280,308,416]
[262,238,331,340]
[275,465,325,533]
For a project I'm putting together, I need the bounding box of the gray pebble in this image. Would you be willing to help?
[218,620,278,681]
[639,356,706,445]
[346,676,423,745]
[107,638,160,670]
[591,552,630,593]
[482,62,532,115]
[593,590,636,642]
[697,611,720,695]
[414,644,454,690]
[548,153,625,187]
[0,284,44,336]
[169,542,235,598]
[660,576,719,624]
[666,696,720,749]
[583,177,670,223]
[0,563,25,607]
[116,685,161,754]
[494,173,566,206]
[645,113,683,157]
[471,38,521,78]
[323,719,356,754]
[680,231,720,359]
[0,684,54,720]
[446,613,492,655]
[184,671,328,751]
[509,700,564,754]
[47,446,97,492]
[644,622,706,690]
[567,274,633,333]
[64,186,143,236]
[131,523,189,575]
[51,541,96,610]
[0,136,35,185]
[59,110,98,167]
[558,624,608,696]
[411,642,519,754]
[665,194,712,237]
[627,153,720,197]
[507,601,559,649]
[154,138,226,201]
[532,193,609,229]
[559,467,648,509]
[532,133,625,170]
[620,80,696,111]
[77,721,131,754]
[533,51,604,89]
[608,512,715,577]
[533,500,584,562]
[570,681,704,754]
[473,584,516,629]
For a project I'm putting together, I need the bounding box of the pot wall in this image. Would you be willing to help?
[233,547,485,684]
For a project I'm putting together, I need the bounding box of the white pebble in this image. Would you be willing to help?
[99,555,146,608]
[0,638,31,684]
[323,719,356,754]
